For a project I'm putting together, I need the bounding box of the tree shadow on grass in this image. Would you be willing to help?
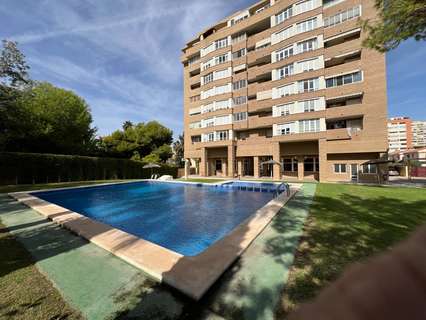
[276,187,426,318]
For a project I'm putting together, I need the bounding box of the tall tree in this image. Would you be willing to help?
[363,0,426,52]
[101,121,173,159]
[122,120,133,131]
[0,40,34,150]
[8,82,97,154]
[0,40,31,87]
[172,133,184,167]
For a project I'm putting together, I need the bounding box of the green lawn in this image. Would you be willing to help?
[0,221,83,319]
[0,180,127,319]
[277,183,426,317]
[1,181,426,319]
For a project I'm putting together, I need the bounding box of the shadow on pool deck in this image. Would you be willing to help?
[0,184,316,320]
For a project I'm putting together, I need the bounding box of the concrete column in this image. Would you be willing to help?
[228,145,235,177]
[222,158,227,177]
[273,143,281,181]
[297,155,304,181]
[318,138,327,182]
[184,159,190,179]
[254,156,260,178]
[237,159,243,177]
[200,148,207,176]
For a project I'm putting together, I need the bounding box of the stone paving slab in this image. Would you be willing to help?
[203,184,317,320]
[0,195,182,320]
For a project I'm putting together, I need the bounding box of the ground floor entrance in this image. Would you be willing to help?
[184,141,386,183]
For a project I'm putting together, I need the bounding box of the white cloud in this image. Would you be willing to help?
[0,0,248,137]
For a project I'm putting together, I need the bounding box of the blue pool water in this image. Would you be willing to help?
[32,181,273,256]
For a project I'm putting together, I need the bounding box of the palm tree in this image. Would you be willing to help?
[122,121,133,131]
[172,133,184,167]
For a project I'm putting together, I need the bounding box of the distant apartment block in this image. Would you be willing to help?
[388,117,426,152]
[181,0,388,183]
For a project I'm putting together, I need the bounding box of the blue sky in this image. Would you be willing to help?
[0,1,425,138]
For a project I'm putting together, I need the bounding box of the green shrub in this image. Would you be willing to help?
[0,152,177,185]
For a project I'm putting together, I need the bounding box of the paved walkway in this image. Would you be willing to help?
[0,183,316,320]
[203,184,317,320]
[0,195,183,320]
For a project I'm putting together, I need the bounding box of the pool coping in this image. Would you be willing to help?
[9,180,301,300]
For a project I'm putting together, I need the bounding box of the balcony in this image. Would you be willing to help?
[248,115,274,129]
[325,59,362,78]
[325,128,362,141]
[326,104,364,120]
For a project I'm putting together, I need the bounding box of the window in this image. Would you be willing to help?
[296,0,315,14]
[299,119,320,133]
[190,95,200,103]
[191,135,201,143]
[283,157,298,172]
[278,64,294,79]
[189,121,201,129]
[215,68,230,80]
[215,115,230,126]
[207,132,215,142]
[204,73,214,84]
[275,103,292,116]
[188,55,200,66]
[233,48,246,59]
[215,38,228,50]
[215,54,228,65]
[277,123,292,135]
[326,71,363,88]
[204,118,215,127]
[201,103,214,113]
[233,112,247,122]
[324,6,361,28]
[233,96,247,105]
[304,157,319,172]
[303,99,316,112]
[276,6,293,24]
[362,164,377,174]
[297,38,317,53]
[298,78,319,93]
[233,79,247,90]
[215,159,222,171]
[215,84,231,95]
[334,164,347,173]
[296,18,317,33]
[202,58,214,71]
[275,26,293,41]
[278,83,294,97]
[232,33,247,44]
[216,130,228,141]
[298,58,316,72]
[276,46,294,61]
[231,15,249,26]
[215,99,230,110]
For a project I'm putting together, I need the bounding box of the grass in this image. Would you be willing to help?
[277,183,426,317]
[0,220,83,319]
[2,180,426,319]
[0,180,127,319]
[0,179,129,194]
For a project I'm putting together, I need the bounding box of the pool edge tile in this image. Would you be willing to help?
[9,182,301,300]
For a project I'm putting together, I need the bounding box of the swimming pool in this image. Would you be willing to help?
[32,181,273,256]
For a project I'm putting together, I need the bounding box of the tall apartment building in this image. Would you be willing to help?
[412,120,426,148]
[388,117,426,151]
[388,117,412,151]
[181,0,388,182]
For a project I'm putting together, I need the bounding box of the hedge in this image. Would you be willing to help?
[0,152,178,185]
